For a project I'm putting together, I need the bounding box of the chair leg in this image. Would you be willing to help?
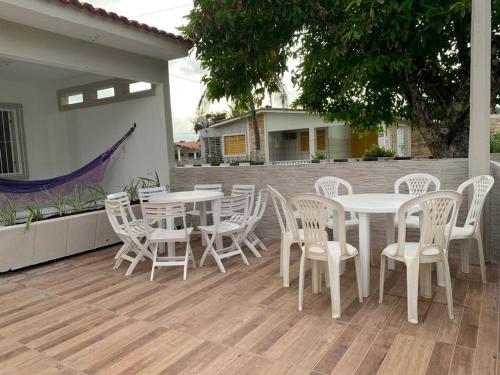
[460,239,470,274]
[211,246,226,273]
[233,234,249,265]
[282,237,292,287]
[406,262,420,324]
[126,251,144,277]
[199,232,213,267]
[475,233,487,284]
[244,239,262,258]
[150,243,158,281]
[188,241,196,269]
[280,234,285,277]
[183,242,189,281]
[379,254,386,304]
[443,259,455,320]
[327,258,341,319]
[298,253,305,312]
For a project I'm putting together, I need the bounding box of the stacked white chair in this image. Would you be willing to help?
[105,200,151,276]
[238,188,269,258]
[231,184,256,212]
[451,175,494,283]
[289,193,363,319]
[379,191,462,324]
[187,183,222,218]
[268,185,303,287]
[138,186,168,222]
[394,173,441,228]
[142,201,195,281]
[198,194,251,272]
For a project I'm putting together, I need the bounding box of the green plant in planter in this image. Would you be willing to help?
[490,133,500,153]
[25,201,44,230]
[0,200,17,226]
[363,144,395,158]
[44,190,67,217]
[124,171,162,202]
[67,184,86,213]
[87,184,107,209]
[311,151,327,162]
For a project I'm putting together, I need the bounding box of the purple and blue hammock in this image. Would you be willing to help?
[0,124,136,204]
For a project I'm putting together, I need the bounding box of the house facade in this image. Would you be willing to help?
[175,141,200,164]
[199,109,381,163]
[0,0,189,192]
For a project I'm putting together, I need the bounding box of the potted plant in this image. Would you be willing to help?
[362,144,395,161]
[311,151,327,163]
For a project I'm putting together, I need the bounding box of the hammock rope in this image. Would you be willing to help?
[0,124,136,198]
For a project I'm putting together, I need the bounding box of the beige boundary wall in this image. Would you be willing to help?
[173,159,476,258]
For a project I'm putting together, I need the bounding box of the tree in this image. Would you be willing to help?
[181,1,303,160]
[183,0,499,158]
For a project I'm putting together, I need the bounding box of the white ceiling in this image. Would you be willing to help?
[0,58,106,85]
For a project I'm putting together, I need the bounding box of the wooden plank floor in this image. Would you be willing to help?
[0,239,498,374]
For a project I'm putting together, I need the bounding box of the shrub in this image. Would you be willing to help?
[363,144,395,158]
[490,133,500,153]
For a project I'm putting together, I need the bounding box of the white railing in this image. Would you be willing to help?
[271,160,312,165]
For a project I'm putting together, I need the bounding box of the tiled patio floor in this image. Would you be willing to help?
[0,239,498,374]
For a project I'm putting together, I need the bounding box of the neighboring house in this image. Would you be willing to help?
[0,0,190,192]
[175,141,200,163]
[199,108,380,163]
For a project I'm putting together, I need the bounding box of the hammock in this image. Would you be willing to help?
[0,124,136,203]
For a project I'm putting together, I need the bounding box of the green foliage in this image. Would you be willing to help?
[491,133,500,153]
[183,0,500,158]
[25,201,44,230]
[67,184,86,213]
[44,190,67,217]
[0,200,17,226]
[87,184,107,209]
[311,151,327,161]
[123,171,162,202]
[363,144,395,158]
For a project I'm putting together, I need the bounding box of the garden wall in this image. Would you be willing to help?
[172,159,471,258]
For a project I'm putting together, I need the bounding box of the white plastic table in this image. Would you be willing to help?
[334,193,413,297]
[150,190,224,256]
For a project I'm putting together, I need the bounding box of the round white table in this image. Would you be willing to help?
[334,193,413,297]
[150,190,224,255]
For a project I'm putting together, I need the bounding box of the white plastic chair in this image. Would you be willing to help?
[198,194,250,272]
[107,192,141,224]
[138,186,168,221]
[394,173,441,228]
[238,188,269,258]
[379,191,462,324]
[105,200,151,276]
[142,201,195,281]
[289,194,363,319]
[187,184,222,218]
[451,175,494,283]
[268,185,303,287]
[231,184,256,213]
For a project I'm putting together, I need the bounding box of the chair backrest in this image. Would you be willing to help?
[267,185,299,238]
[457,175,494,232]
[232,184,256,211]
[194,184,222,192]
[212,194,250,231]
[240,189,269,239]
[289,193,348,257]
[395,191,462,258]
[105,199,147,240]
[142,201,189,237]
[138,186,168,203]
[394,173,441,196]
[314,176,354,198]
[107,192,137,221]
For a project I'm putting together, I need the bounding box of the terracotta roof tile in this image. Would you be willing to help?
[56,0,192,46]
[175,141,200,151]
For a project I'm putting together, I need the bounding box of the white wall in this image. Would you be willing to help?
[0,75,170,194]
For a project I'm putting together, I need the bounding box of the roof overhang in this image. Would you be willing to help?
[0,0,190,62]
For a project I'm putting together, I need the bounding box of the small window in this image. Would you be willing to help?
[300,131,309,152]
[316,128,326,151]
[224,134,246,156]
[129,81,152,94]
[62,92,84,106]
[97,87,115,100]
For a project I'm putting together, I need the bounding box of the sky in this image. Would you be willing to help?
[86,0,298,142]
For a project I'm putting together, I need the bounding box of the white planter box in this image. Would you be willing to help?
[0,205,140,272]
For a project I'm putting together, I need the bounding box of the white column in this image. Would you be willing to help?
[194,152,197,160]
[309,127,316,159]
[469,0,491,177]
[177,148,181,161]
[469,0,492,261]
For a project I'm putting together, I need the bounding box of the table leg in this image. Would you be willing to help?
[436,262,445,287]
[312,260,321,293]
[385,213,396,270]
[166,217,175,257]
[332,224,345,275]
[358,212,371,298]
[420,263,433,298]
[199,202,208,246]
